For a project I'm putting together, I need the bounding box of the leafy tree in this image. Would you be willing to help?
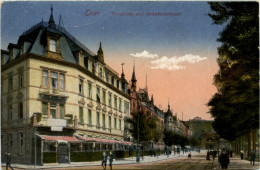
[128,110,159,143]
[163,130,190,148]
[207,2,259,144]
[190,137,201,147]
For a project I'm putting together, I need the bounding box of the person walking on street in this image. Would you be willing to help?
[206,151,210,160]
[109,151,114,170]
[219,151,230,169]
[5,152,14,170]
[101,152,107,169]
[250,151,256,166]
[240,150,244,160]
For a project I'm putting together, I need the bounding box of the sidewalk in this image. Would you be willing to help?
[2,151,195,169]
[213,156,260,170]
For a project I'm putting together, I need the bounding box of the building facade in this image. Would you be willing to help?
[1,9,132,164]
[129,67,165,149]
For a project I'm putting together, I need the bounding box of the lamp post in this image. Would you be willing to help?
[136,113,140,162]
[34,126,38,168]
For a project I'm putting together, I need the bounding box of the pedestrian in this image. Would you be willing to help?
[219,151,230,169]
[250,151,256,166]
[240,150,244,160]
[213,151,217,160]
[230,150,233,158]
[188,153,191,159]
[206,151,210,160]
[109,151,114,170]
[101,152,107,169]
[5,152,14,170]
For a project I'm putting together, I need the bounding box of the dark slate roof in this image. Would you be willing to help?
[21,21,96,59]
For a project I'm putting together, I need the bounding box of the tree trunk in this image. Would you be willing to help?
[248,129,252,158]
[252,129,256,152]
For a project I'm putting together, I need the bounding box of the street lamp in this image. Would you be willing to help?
[136,113,140,162]
[34,126,38,168]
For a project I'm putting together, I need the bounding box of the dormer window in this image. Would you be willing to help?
[50,39,57,52]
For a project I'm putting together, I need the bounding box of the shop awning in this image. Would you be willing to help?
[75,135,135,145]
[40,135,79,142]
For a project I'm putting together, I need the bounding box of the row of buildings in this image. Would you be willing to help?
[1,7,212,165]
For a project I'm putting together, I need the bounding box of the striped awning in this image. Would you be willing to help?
[75,135,135,145]
[40,135,79,142]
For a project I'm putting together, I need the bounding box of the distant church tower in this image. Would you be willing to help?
[130,63,138,113]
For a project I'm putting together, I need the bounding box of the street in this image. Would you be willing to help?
[26,154,258,170]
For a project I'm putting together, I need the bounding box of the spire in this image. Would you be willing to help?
[131,62,137,82]
[121,62,125,78]
[97,42,104,62]
[168,98,171,112]
[145,73,148,91]
[48,5,56,28]
[131,61,137,91]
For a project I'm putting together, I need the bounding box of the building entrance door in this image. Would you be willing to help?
[57,143,69,164]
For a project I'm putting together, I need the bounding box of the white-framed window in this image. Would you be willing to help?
[96,112,100,126]
[59,73,64,90]
[51,72,58,89]
[50,39,57,52]
[102,114,106,128]
[114,96,117,110]
[119,99,122,112]
[79,107,83,123]
[50,103,57,118]
[79,79,84,94]
[96,87,101,103]
[114,118,117,129]
[88,83,92,99]
[43,70,49,88]
[109,116,111,129]
[88,109,92,125]
[119,119,121,130]
[108,93,112,107]
[102,90,106,104]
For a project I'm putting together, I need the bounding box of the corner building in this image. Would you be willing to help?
[1,9,132,165]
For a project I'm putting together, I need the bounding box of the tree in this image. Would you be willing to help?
[163,130,190,149]
[128,110,159,143]
[190,137,201,148]
[208,2,259,155]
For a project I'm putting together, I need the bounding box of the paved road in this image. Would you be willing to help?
[3,154,259,170]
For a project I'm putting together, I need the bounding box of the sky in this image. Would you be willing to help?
[1,1,224,121]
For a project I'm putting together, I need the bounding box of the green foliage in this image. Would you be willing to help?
[127,110,160,143]
[208,2,259,140]
[189,137,201,147]
[163,130,190,148]
[43,152,57,163]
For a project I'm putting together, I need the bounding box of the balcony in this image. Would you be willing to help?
[39,88,69,101]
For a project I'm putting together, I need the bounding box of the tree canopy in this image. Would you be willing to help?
[163,130,190,148]
[127,110,161,143]
[207,2,259,141]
